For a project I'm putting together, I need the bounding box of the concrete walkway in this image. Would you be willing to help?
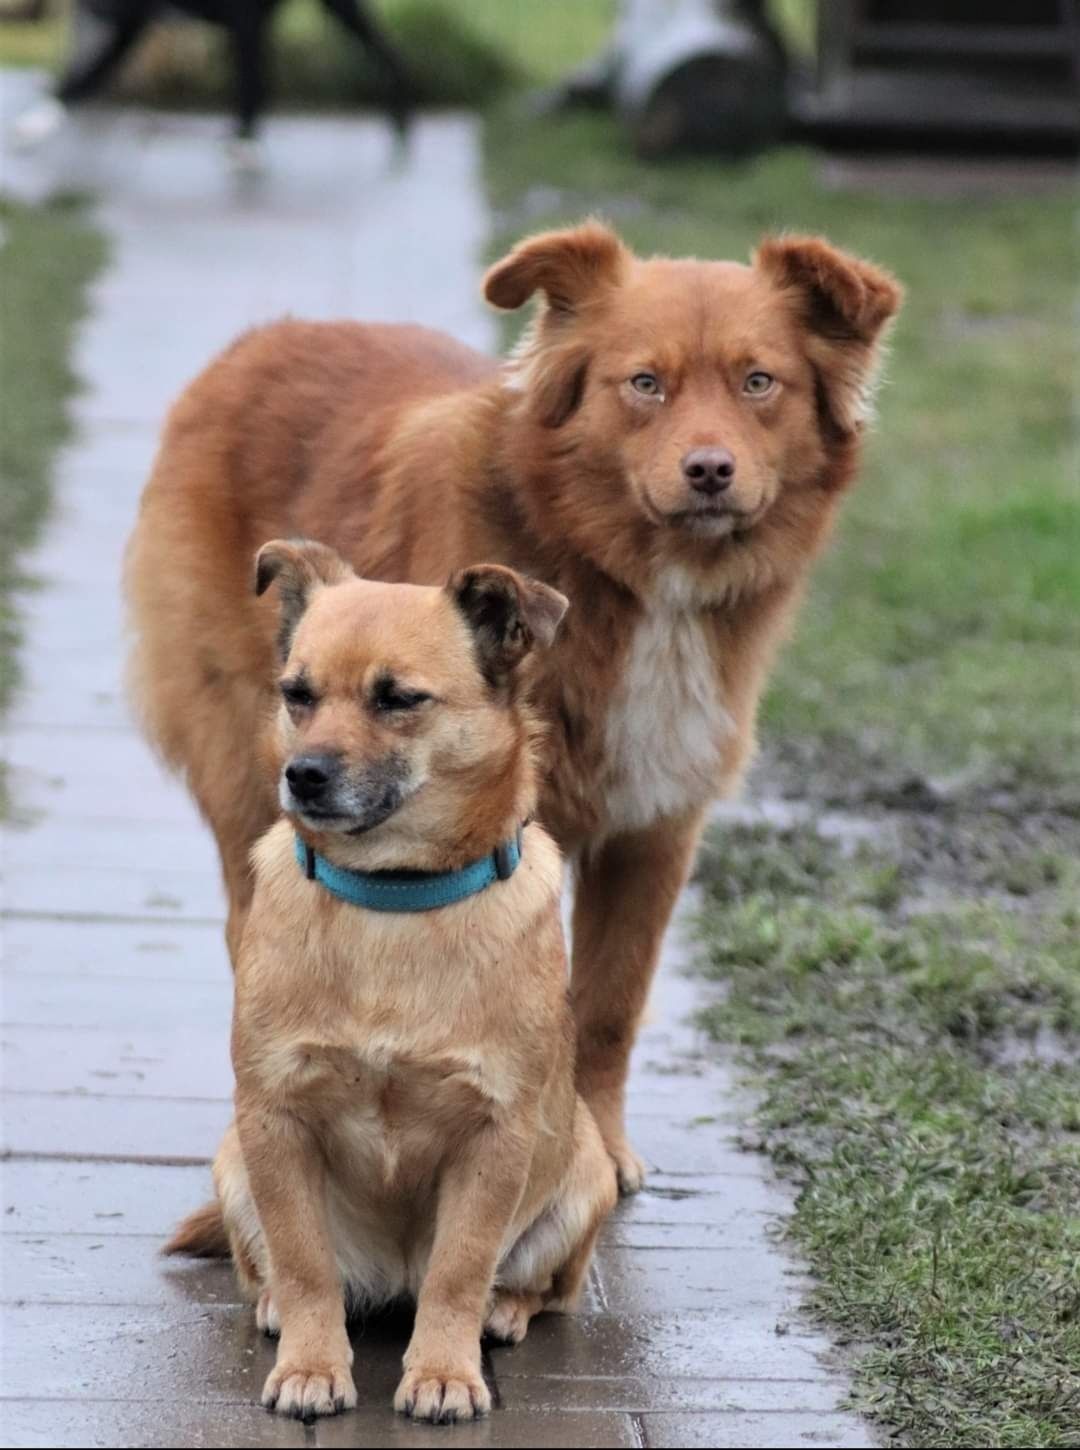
[1,86,873,1448]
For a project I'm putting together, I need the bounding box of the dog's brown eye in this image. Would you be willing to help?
[281,680,315,709]
[630,372,661,397]
[374,680,431,712]
[744,370,775,396]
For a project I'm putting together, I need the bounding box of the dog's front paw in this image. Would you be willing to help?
[261,1359,357,1420]
[394,1364,491,1423]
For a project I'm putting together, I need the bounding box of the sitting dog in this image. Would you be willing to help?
[166,540,617,1423]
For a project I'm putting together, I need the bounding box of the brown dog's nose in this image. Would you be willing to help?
[682,447,735,496]
[285,754,338,804]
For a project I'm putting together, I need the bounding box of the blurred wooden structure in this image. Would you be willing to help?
[796,0,1080,152]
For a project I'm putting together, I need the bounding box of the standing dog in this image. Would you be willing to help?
[168,543,617,1422]
[127,222,902,1191]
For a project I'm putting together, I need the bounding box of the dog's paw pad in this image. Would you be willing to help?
[261,1364,356,1420]
[394,1368,491,1423]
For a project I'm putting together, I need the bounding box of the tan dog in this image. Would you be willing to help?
[127,221,902,1193]
[167,542,617,1423]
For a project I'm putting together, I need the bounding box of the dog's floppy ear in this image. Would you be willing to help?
[755,236,903,437]
[449,564,568,686]
[484,220,628,315]
[485,222,627,430]
[254,538,353,659]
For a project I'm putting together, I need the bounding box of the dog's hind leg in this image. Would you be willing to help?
[489,1100,617,1344]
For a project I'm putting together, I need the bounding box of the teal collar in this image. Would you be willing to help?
[294,827,524,913]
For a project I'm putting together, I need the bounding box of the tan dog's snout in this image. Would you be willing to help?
[283,752,341,806]
[279,748,411,833]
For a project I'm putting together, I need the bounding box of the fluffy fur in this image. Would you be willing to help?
[127,221,902,1190]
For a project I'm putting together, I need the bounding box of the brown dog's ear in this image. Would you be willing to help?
[485,222,627,429]
[448,564,568,686]
[755,235,903,436]
[484,220,628,315]
[254,538,353,659]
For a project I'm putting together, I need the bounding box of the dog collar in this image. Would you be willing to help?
[294,827,524,913]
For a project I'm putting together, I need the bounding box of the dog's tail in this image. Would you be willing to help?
[163,1199,230,1258]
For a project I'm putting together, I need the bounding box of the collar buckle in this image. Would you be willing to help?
[492,824,523,881]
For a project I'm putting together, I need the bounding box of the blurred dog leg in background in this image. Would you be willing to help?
[9,0,413,155]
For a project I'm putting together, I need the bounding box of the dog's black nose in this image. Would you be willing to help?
[285,754,338,803]
[682,447,735,496]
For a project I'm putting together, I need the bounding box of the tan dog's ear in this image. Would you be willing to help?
[755,236,903,436]
[254,538,353,659]
[449,564,568,686]
[484,220,628,315]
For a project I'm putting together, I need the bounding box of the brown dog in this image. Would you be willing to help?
[127,221,902,1192]
[167,543,617,1423]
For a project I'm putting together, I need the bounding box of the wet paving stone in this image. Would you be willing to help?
[2,973,232,1034]
[315,1409,639,1448]
[1,917,230,982]
[494,1374,860,1417]
[1,1092,231,1162]
[596,1245,800,1317]
[3,1233,243,1309]
[620,1115,777,1181]
[2,1302,279,1402]
[640,1411,876,1447]
[2,1160,216,1237]
[1,1025,232,1099]
[600,1178,792,1251]
[491,1312,839,1388]
[0,1400,309,1449]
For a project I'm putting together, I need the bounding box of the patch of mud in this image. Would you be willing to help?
[735,740,1080,912]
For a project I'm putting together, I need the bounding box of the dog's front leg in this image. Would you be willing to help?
[395,1123,531,1424]
[571,808,705,1193]
[236,1103,356,1420]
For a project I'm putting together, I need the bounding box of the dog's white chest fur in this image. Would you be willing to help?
[602,576,732,834]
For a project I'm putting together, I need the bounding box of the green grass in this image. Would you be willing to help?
[695,827,1080,1448]
[482,74,1079,1450]
[0,197,106,796]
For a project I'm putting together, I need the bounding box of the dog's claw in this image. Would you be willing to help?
[261,1364,357,1419]
[394,1368,491,1423]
